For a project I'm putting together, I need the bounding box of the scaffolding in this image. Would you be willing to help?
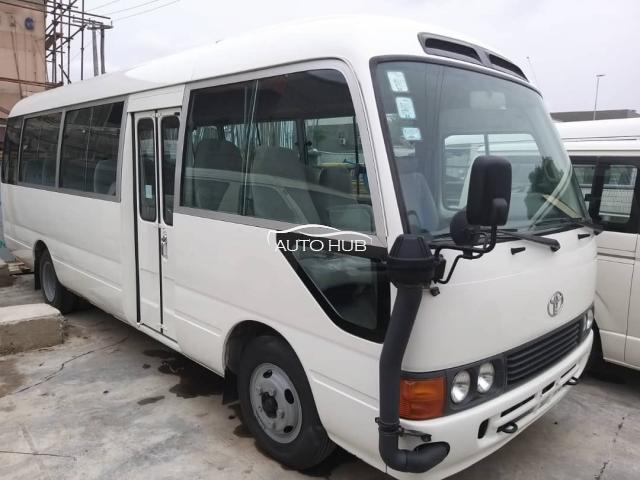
[44,0,112,85]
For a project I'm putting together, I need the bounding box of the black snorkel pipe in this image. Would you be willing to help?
[377,156,512,473]
[377,235,450,473]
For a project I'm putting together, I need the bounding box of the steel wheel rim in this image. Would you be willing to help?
[42,261,56,303]
[249,362,303,443]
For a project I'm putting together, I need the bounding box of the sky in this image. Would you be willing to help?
[70,0,640,114]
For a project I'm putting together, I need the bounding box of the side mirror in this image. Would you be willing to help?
[466,155,512,227]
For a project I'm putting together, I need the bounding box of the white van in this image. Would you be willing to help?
[558,118,640,370]
[1,17,596,479]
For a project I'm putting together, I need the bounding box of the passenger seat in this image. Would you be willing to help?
[193,138,243,212]
[250,146,320,224]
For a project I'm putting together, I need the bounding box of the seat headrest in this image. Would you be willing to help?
[319,167,352,194]
[252,146,304,180]
[94,160,117,195]
[194,138,242,171]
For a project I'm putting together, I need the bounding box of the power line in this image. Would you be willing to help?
[113,0,180,21]
[105,0,168,15]
[92,0,121,10]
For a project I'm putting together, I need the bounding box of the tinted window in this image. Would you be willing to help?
[2,117,22,185]
[60,102,123,195]
[573,163,595,209]
[161,115,180,225]
[137,118,156,222]
[19,113,61,186]
[181,70,375,233]
[599,164,637,230]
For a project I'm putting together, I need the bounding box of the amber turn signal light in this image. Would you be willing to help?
[399,377,445,420]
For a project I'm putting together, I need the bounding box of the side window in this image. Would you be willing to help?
[2,117,22,185]
[19,113,61,187]
[182,69,375,233]
[60,102,123,195]
[597,163,638,232]
[572,163,596,209]
[137,119,157,222]
[161,115,180,226]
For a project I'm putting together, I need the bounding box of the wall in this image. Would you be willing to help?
[0,1,46,121]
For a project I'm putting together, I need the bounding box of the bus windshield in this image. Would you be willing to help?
[374,61,587,236]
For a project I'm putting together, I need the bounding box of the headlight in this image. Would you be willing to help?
[585,306,594,331]
[451,370,471,403]
[477,362,495,393]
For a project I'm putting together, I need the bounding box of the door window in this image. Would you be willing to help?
[137,119,157,222]
[161,115,180,225]
[598,164,638,230]
[571,157,639,234]
[573,163,596,209]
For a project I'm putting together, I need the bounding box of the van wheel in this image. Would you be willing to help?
[39,250,77,314]
[238,335,335,470]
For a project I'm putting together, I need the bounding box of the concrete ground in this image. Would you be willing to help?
[1,278,639,479]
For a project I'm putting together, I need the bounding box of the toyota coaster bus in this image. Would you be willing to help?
[1,16,596,479]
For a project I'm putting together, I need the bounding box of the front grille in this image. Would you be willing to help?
[506,319,582,386]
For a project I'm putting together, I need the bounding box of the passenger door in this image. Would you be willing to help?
[134,109,181,339]
[573,157,640,367]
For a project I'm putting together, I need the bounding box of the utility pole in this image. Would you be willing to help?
[91,26,99,77]
[593,74,606,120]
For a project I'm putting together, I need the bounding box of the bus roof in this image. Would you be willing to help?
[556,118,640,141]
[10,15,524,118]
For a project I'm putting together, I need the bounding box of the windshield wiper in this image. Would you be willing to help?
[496,229,561,252]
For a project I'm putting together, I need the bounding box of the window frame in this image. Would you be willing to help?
[174,59,388,249]
[571,155,640,234]
[17,112,63,189]
[12,97,128,202]
[1,116,24,186]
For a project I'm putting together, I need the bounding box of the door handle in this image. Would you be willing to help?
[161,230,168,258]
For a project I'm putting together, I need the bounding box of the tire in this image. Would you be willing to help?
[39,250,78,314]
[237,335,335,470]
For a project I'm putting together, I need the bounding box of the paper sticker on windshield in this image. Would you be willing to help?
[145,185,153,199]
[396,97,416,119]
[402,127,422,141]
[387,71,409,92]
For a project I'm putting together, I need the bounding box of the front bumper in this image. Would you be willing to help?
[390,330,593,479]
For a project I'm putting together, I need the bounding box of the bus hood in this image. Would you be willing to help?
[401,228,597,372]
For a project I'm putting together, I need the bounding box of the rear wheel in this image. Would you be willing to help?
[238,335,335,470]
[39,250,78,314]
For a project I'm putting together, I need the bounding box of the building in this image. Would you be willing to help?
[0,0,47,146]
[551,109,640,122]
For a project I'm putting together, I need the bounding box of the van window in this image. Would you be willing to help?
[2,117,22,185]
[161,115,180,225]
[182,70,374,233]
[137,118,157,222]
[573,163,596,209]
[599,164,638,229]
[60,102,123,195]
[19,113,61,187]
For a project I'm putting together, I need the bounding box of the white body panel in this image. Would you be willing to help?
[558,118,640,370]
[0,17,596,479]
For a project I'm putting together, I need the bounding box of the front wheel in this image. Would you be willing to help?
[237,335,335,470]
[39,250,78,314]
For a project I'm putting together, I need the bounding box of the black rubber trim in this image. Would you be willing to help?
[277,232,390,343]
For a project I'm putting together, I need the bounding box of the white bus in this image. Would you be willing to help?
[1,17,597,479]
[558,118,640,371]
